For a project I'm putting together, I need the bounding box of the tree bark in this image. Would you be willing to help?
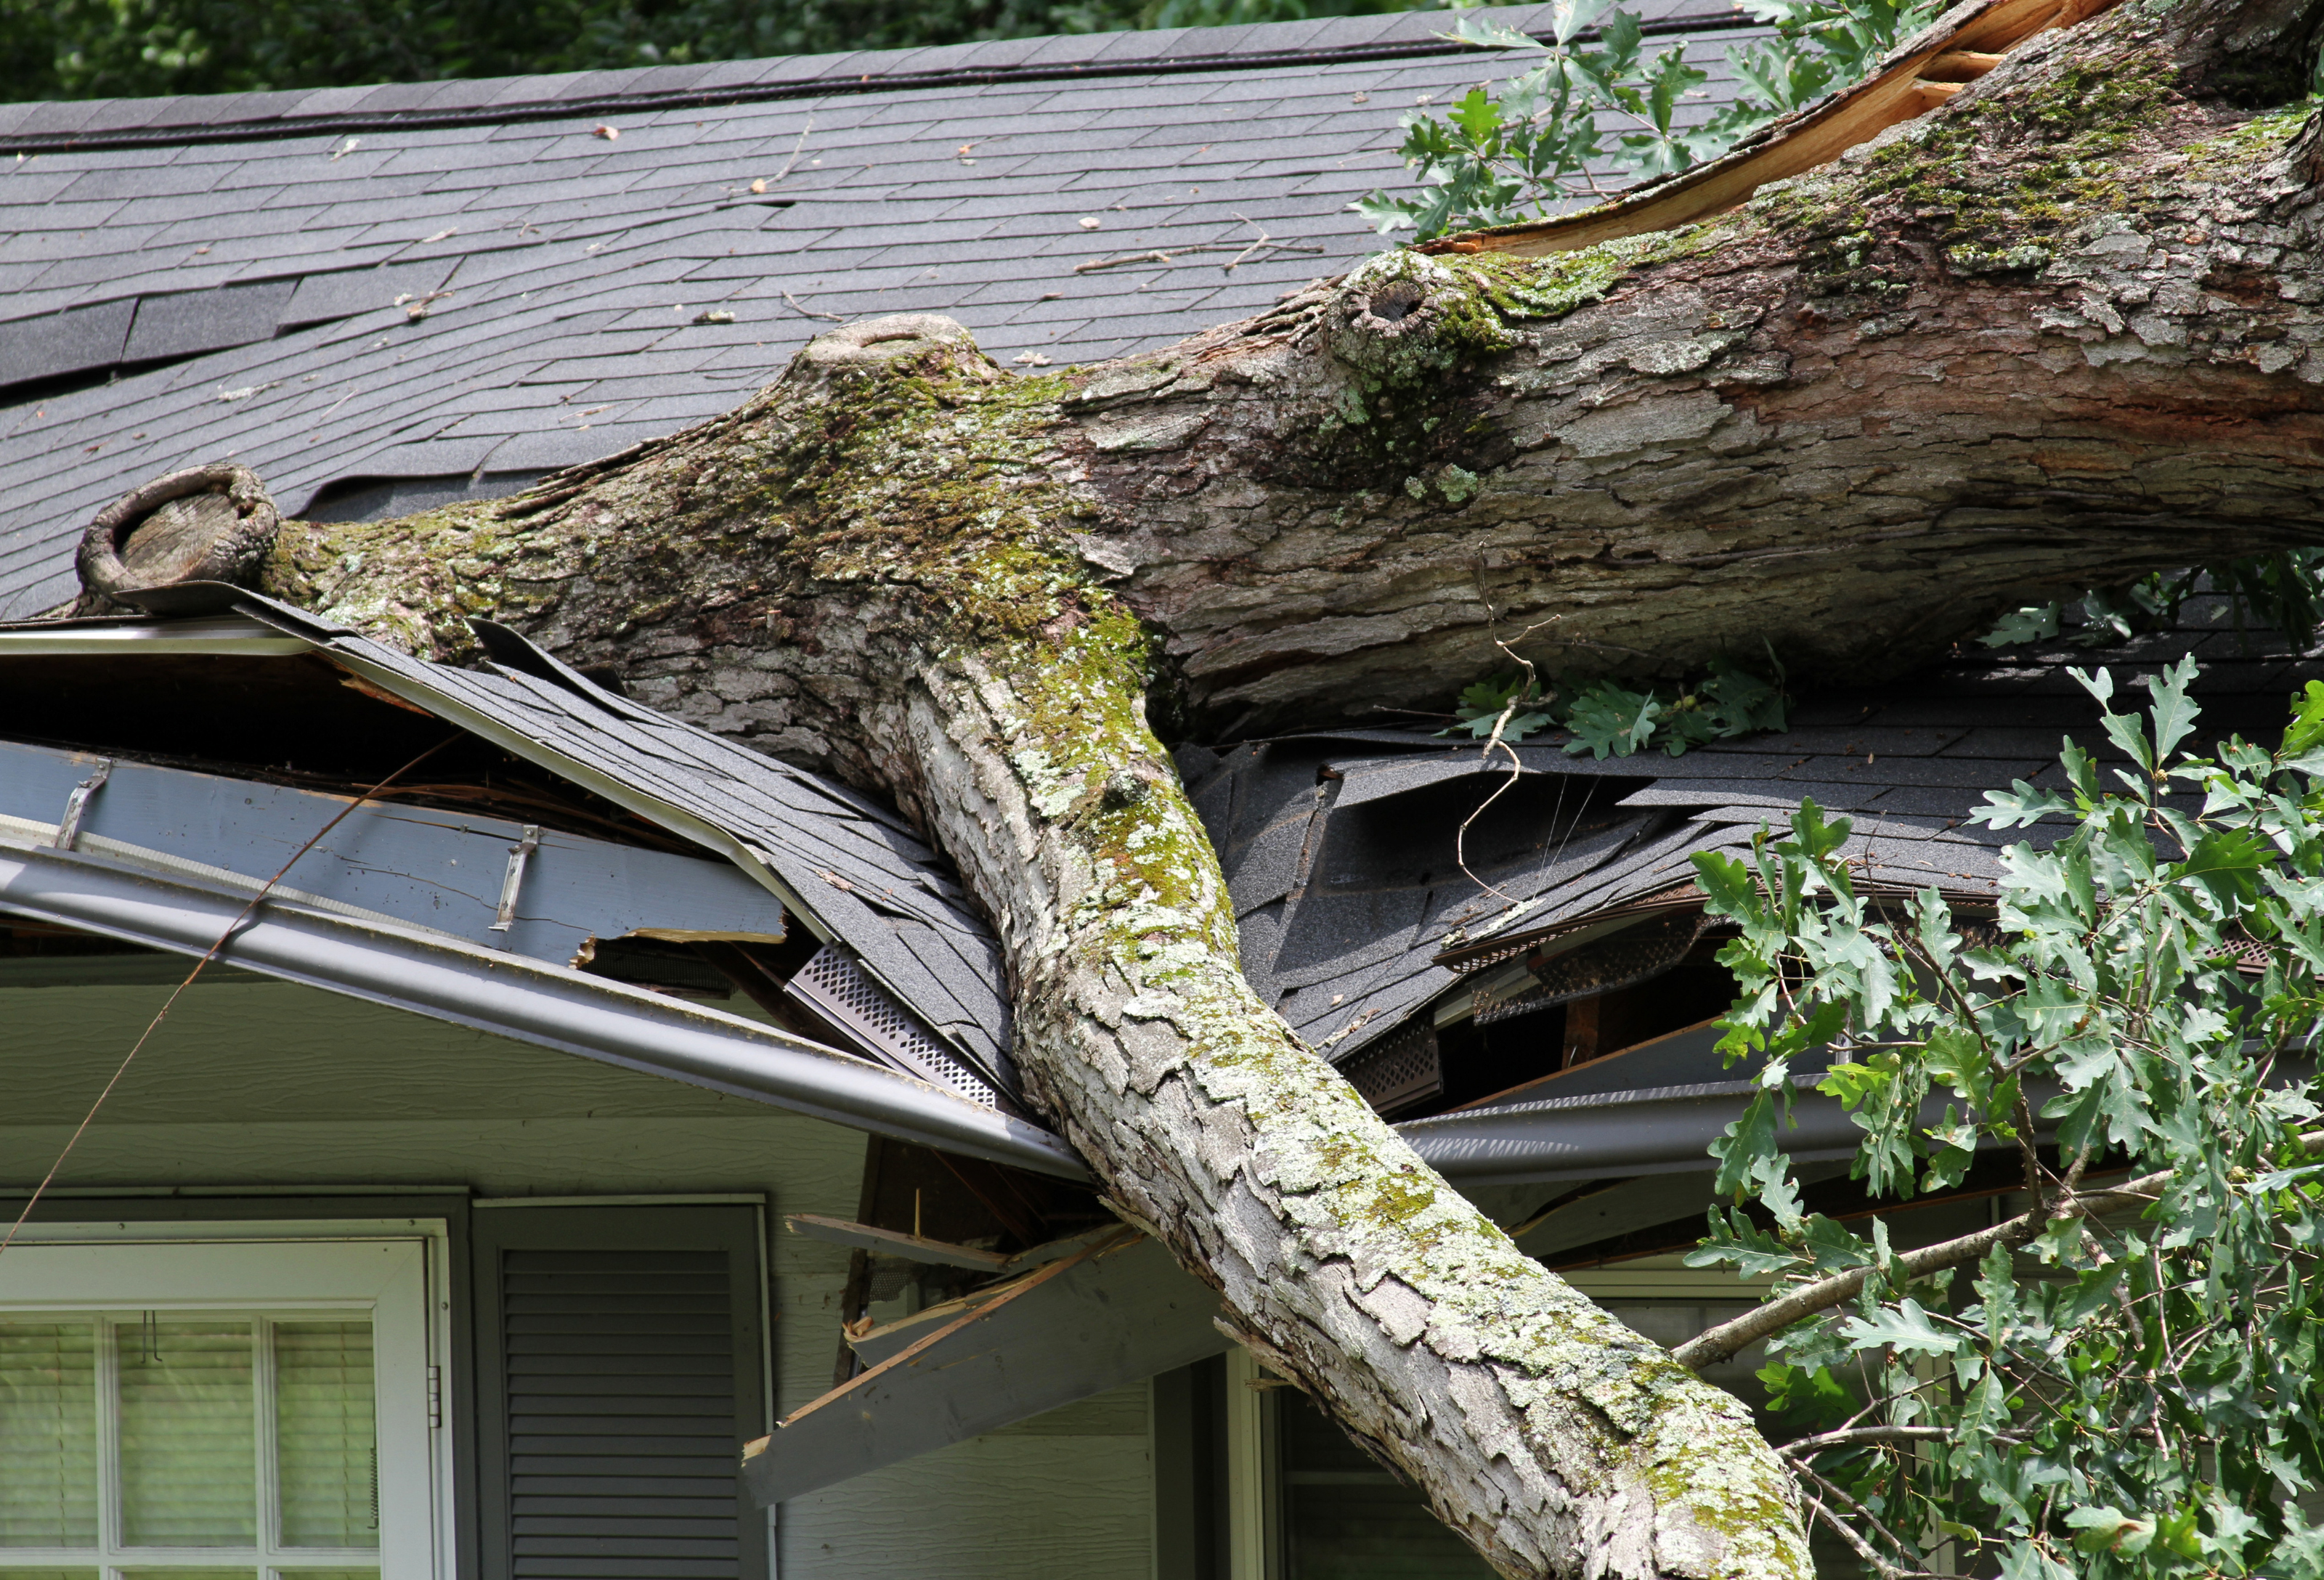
[255,1,2324,1571]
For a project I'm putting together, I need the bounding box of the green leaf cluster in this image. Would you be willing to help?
[1356,0,1938,240]
[1444,654,1787,758]
[1686,655,2324,1577]
[1981,552,2324,657]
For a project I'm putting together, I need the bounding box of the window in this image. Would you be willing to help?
[0,1236,442,1580]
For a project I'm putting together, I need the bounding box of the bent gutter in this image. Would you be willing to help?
[0,839,1090,1182]
[1395,1074,2057,1186]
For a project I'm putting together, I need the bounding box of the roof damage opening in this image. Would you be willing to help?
[0,642,696,852]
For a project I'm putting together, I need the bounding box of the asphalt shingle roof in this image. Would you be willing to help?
[0,2,1766,619]
[1185,593,2321,1064]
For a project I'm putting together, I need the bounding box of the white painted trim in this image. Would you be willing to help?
[0,1217,454,1580]
[1224,1348,1277,1580]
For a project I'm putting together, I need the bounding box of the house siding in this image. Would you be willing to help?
[0,977,1153,1580]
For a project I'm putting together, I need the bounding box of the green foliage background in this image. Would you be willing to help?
[0,0,1510,102]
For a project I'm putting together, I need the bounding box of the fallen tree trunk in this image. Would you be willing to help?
[253,0,2324,1571]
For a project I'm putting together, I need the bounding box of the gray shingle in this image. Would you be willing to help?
[0,298,135,388]
[121,279,296,363]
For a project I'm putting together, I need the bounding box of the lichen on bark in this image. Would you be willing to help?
[266,289,1811,1580]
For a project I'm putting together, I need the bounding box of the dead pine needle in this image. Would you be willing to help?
[0,734,460,1259]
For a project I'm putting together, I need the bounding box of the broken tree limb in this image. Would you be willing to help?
[1421,0,2128,260]
[1672,1128,2324,1371]
[742,1231,1229,1504]
[253,0,2324,1568]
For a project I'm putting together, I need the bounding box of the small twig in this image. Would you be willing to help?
[0,736,460,1260]
[1223,212,1273,273]
[1073,237,1326,274]
[1796,1462,1924,1576]
[1800,1492,1912,1580]
[1781,1425,1952,1456]
[769,115,815,185]
[1455,617,1559,906]
[782,290,844,323]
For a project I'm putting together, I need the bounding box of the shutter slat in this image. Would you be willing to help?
[501,1250,741,1580]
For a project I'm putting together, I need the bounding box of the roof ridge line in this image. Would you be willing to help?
[0,12,1753,158]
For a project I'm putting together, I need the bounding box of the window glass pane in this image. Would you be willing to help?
[275,1322,379,1550]
[0,1322,97,1547]
[277,1571,381,1580]
[118,1571,259,1580]
[118,1321,257,1547]
[0,1570,100,1579]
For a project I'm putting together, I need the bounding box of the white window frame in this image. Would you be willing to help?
[0,1218,454,1580]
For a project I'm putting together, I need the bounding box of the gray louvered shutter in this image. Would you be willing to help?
[476,1207,766,1580]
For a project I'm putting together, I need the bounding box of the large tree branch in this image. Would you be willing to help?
[237,0,2324,1570]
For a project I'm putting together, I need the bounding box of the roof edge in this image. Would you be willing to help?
[0,7,1755,156]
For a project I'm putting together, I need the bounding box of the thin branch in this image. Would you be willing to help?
[1672,1128,2324,1369]
[1796,1465,1929,1580]
[1781,1424,1954,1456]
[781,289,844,323]
[1801,1494,1909,1580]
[768,115,815,186]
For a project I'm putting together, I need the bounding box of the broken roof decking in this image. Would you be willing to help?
[1187,593,2315,1065]
[0,1,1771,619]
[0,598,1023,1103]
[235,596,1020,1091]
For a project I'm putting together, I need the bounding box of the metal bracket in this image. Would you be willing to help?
[490,824,541,932]
[52,759,113,850]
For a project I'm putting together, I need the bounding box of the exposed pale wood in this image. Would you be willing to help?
[1922,48,2008,78]
[1417,0,2127,260]
[784,1211,1012,1270]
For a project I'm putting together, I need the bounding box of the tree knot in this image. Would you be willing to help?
[1326,253,1502,381]
[1101,765,1154,809]
[779,312,1000,396]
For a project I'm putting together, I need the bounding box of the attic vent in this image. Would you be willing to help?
[1339,1020,1442,1117]
[1475,911,1708,1026]
[784,945,1000,1109]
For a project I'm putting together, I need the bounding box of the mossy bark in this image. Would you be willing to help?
[255,2,2324,1571]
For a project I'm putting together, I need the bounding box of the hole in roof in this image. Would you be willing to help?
[298,471,551,524]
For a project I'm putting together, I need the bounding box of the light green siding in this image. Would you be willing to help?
[0,980,1153,1580]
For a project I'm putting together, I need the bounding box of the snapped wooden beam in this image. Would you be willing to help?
[740,1230,1230,1506]
[784,1212,1012,1271]
[784,1214,1126,1276]
[1922,49,2007,79]
[1416,0,2124,259]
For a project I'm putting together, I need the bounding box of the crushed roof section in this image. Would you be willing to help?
[0,1,1766,619]
[230,595,1017,1086]
[1188,595,2320,1062]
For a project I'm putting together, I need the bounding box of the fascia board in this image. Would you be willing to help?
[306,638,836,944]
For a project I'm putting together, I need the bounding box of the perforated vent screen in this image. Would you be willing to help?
[1341,1021,1442,1117]
[784,945,1001,1109]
